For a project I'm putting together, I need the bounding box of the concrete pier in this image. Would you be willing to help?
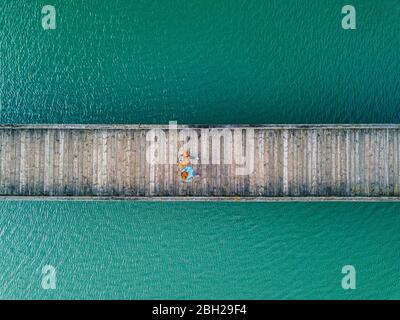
[0,124,399,199]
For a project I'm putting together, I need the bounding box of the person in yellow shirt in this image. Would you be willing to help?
[178,149,200,182]
[178,149,191,168]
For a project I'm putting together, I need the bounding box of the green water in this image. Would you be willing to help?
[1,201,399,299]
[0,1,400,299]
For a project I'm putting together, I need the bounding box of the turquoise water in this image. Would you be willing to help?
[1,0,399,124]
[0,1,400,299]
[1,201,399,299]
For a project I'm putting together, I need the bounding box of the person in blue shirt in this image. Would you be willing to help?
[178,149,200,183]
[181,165,197,182]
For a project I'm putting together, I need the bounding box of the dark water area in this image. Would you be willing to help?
[1,1,399,124]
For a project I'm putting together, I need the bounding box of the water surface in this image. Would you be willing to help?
[0,0,399,299]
